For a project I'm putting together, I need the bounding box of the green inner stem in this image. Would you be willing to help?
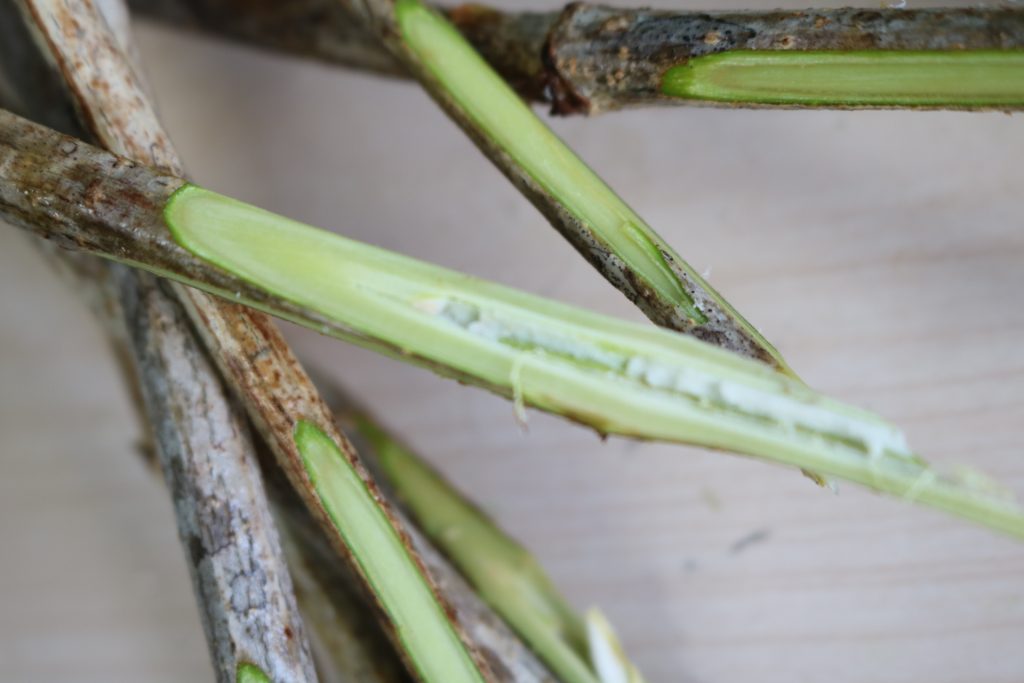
[294,421,486,683]
[662,50,1024,106]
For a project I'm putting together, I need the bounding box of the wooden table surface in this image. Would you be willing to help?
[1,3,1022,681]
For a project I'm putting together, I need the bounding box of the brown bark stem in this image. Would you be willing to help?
[11,2,319,680]
[127,1,1024,114]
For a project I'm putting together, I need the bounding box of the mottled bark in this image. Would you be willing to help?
[545,5,1024,114]
[13,4,500,680]
[11,2,319,681]
[128,1,1024,114]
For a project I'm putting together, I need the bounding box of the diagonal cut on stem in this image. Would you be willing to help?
[1,118,1021,539]
[662,50,1024,107]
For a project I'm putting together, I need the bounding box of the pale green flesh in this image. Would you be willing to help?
[663,50,1024,106]
[396,0,791,372]
[364,418,601,683]
[293,421,485,683]
[236,664,270,683]
[164,185,1024,538]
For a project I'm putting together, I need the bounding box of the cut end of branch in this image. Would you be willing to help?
[662,50,1024,108]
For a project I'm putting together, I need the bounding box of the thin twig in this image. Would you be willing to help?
[18,3,494,679]
[118,271,317,683]
[128,0,1024,114]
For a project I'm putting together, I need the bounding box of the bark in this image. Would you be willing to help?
[9,2,318,681]
[128,0,1024,114]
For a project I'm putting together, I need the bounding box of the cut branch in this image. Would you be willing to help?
[323,380,644,683]
[128,1,1024,113]
[2,120,1021,538]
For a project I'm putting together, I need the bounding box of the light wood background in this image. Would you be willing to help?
[1,2,1022,681]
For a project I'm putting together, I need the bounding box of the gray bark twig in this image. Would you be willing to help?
[128,1,1024,114]
[11,2,318,680]
[119,270,316,683]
